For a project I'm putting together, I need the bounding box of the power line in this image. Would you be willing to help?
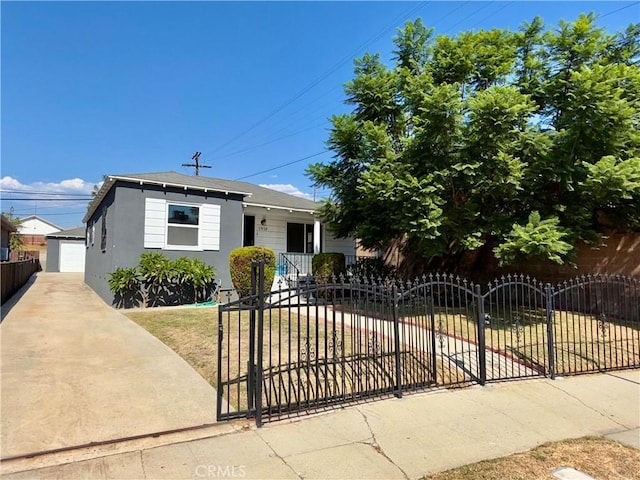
[0,189,93,196]
[203,2,431,159]
[226,3,472,183]
[1,198,92,201]
[440,0,495,34]
[216,95,339,157]
[464,2,515,32]
[599,1,639,19]
[6,211,86,216]
[234,151,328,181]
[214,123,326,161]
[227,1,636,187]
[208,2,477,181]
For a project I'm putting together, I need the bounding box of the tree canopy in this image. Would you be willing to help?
[308,15,640,274]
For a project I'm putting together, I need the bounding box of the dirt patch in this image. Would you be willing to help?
[423,436,640,480]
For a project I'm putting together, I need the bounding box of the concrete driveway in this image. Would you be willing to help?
[0,273,218,460]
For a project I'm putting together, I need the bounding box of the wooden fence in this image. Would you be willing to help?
[1,259,41,305]
[9,250,40,262]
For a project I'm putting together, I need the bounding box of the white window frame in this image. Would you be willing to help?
[165,202,201,251]
[144,198,220,251]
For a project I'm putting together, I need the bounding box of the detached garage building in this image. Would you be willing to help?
[46,227,86,273]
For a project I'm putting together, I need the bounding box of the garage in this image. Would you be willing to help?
[46,227,86,273]
[59,240,85,272]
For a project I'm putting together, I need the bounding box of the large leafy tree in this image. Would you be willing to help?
[308,15,640,275]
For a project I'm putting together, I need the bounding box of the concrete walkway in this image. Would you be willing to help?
[0,273,218,460]
[2,369,638,479]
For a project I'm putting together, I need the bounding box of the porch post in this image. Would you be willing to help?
[313,219,321,254]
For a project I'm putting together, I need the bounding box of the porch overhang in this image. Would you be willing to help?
[242,202,316,215]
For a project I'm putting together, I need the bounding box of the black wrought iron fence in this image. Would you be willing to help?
[552,275,639,375]
[217,267,639,426]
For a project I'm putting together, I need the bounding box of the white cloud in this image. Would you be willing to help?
[260,183,315,201]
[0,176,102,217]
[0,176,100,195]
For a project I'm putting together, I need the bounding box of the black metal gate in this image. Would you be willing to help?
[217,266,639,426]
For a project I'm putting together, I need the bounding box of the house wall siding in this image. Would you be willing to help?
[244,206,355,256]
[245,207,314,253]
[46,238,60,272]
[84,188,117,302]
[85,182,243,305]
[1,228,10,250]
[19,218,61,236]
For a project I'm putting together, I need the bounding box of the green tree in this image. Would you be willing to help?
[309,15,640,275]
[8,217,24,252]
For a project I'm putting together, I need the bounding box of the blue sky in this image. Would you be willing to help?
[2,1,638,228]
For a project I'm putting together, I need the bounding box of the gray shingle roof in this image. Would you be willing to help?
[84,171,319,223]
[46,226,85,239]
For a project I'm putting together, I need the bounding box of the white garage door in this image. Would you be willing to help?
[59,240,86,272]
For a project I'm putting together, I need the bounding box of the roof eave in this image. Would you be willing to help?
[83,175,254,223]
[47,235,85,240]
[243,202,317,215]
[110,175,253,197]
[1,216,17,232]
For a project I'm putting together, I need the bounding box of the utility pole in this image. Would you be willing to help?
[182,152,211,176]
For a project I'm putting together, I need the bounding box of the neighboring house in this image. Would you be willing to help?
[83,171,356,305]
[17,215,62,246]
[1,215,17,261]
[46,227,86,273]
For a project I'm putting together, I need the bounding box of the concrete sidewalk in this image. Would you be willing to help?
[0,273,218,460]
[2,370,638,479]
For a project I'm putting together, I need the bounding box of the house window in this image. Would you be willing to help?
[287,223,318,253]
[86,221,95,247]
[145,198,220,251]
[100,208,107,251]
[167,204,200,247]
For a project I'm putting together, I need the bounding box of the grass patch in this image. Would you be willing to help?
[124,305,467,415]
[419,308,639,375]
[125,307,219,387]
[423,436,640,480]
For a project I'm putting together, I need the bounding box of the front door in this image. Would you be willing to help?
[243,215,255,247]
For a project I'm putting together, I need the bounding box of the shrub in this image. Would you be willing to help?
[229,246,276,297]
[138,252,174,306]
[109,253,217,307]
[347,257,396,281]
[312,253,346,279]
[108,267,141,308]
[108,267,140,295]
[138,252,173,285]
[173,256,216,303]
